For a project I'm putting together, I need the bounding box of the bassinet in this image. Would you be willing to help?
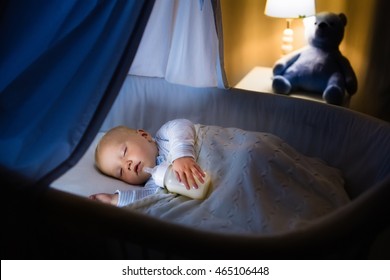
[4,74,389,259]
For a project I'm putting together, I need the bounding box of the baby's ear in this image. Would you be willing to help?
[137,129,153,141]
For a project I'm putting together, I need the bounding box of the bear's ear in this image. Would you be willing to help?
[339,13,347,26]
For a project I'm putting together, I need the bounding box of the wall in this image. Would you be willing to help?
[221,0,310,84]
[221,0,389,121]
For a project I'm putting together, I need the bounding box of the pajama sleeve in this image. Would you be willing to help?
[154,119,196,163]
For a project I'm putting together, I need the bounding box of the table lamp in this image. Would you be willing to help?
[264,0,315,55]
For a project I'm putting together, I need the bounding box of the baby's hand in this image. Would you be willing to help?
[172,157,205,190]
[89,193,118,206]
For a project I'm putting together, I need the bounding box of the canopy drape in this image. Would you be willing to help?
[129,0,228,88]
[0,0,155,184]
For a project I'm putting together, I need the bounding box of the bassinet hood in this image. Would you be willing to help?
[0,0,155,185]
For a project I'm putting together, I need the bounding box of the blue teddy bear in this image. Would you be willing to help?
[272,12,358,105]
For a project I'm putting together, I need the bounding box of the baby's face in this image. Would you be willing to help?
[97,129,158,185]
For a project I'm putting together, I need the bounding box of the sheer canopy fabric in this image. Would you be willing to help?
[129,0,227,88]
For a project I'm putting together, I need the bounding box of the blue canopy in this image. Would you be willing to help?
[0,0,154,185]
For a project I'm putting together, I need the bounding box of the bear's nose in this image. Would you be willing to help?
[318,22,328,29]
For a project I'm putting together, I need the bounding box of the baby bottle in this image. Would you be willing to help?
[144,161,211,199]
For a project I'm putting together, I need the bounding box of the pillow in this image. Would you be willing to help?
[51,132,141,197]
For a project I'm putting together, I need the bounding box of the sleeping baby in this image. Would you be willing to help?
[90,118,350,234]
[90,119,206,206]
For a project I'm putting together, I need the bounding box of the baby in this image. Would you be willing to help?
[91,119,350,234]
[90,119,205,206]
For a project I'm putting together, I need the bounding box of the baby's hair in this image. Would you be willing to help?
[95,126,137,172]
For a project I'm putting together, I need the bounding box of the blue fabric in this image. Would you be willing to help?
[0,0,154,183]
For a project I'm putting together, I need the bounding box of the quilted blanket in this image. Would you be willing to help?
[125,125,350,234]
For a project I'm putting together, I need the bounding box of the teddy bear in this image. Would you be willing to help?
[271,12,358,105]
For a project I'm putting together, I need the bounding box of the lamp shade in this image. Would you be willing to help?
[264,0,315,18]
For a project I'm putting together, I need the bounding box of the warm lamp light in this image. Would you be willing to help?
[264,0,315,55]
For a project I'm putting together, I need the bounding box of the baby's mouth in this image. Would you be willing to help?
[135,162,141,175]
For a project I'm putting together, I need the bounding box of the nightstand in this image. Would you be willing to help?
[235,66,324,103]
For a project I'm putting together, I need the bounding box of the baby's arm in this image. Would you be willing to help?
[89,193,118,205]
[156,119,205,189]
[89,187,158,206]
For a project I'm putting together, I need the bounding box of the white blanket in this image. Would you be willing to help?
[125,125,350,234]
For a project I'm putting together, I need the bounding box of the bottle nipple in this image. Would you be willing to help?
[143,163,169,188]
[143,166,154,175]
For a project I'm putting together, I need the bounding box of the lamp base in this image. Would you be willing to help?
[281,19,293,55]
